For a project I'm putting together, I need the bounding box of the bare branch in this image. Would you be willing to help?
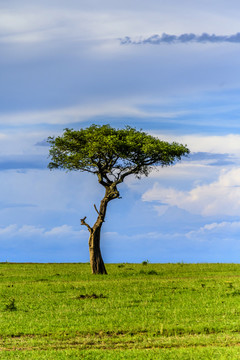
[94,204,100,215]
[80,216,92,233]
[97,173,108,187]
[116,167,139,184]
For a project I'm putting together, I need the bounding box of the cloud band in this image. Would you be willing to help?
[120,33,240,45]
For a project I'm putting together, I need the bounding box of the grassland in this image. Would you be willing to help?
[1,263,240,358]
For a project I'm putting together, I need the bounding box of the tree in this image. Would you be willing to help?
[47,124,189,274]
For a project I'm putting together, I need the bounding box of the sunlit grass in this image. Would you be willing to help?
[1,263,240,358]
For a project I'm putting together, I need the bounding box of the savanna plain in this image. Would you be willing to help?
[1,263,240,359]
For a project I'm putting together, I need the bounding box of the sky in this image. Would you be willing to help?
[1,0,240,263]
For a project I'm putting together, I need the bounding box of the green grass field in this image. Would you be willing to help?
[1,263,240,358]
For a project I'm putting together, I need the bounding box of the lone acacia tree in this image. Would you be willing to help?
[47,124,189,274]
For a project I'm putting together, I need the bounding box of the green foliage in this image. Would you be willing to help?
[48,125,189,182]
[1,263,240,358]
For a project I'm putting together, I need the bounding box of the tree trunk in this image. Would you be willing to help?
[81,183,120,274]
[89,226,107,274]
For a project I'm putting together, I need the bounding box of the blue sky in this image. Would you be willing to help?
[1,0,240,263]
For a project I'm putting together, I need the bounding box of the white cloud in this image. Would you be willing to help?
[186,220,240,239]
[18,225,45,236]
[151,133,240,156]
[0,102,144,125]
[153,205,169,216]
[0,99,191,126]
[0,7,168,46]
[2,2,240,48]
[45,225,86,237]
[0,224,18,236]
[0,223,85,239]
[142,167,240,217]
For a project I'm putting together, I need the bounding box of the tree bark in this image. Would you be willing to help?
[81,183,119,274]
[88,226,107,274]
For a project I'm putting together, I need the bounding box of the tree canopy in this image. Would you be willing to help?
[48,124,189,186]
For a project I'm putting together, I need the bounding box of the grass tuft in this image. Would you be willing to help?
[4,298,17,311]
[76,293,107,299]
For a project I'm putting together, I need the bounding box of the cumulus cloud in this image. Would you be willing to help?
[120,33,240,45]
[142,167,240,217]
